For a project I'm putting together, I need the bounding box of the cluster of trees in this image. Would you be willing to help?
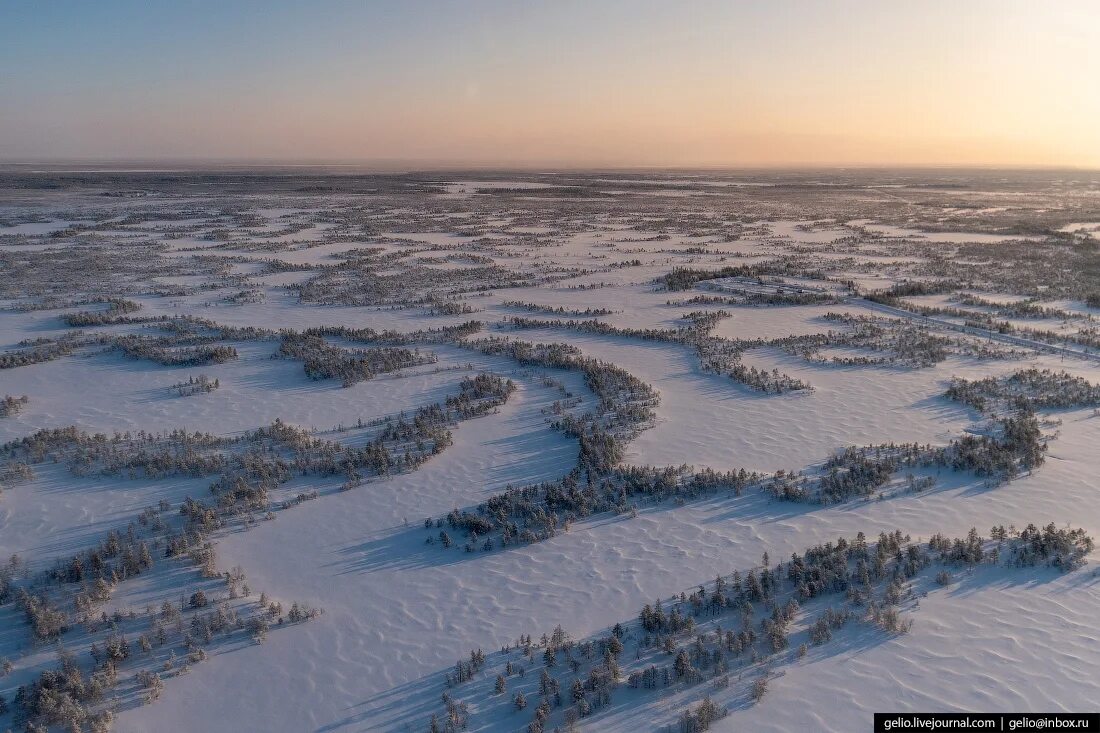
[0,459,33,496]
[413,336,686,548]
[18,591,69,640]
[425,299,478,316]
[864,280,958,304]
[2,470,327,730]
[9,651,116,732]
[276,332,436,386]
[670,294,740,306]
[426,524,1092,732]
[171,374,220,397]
[2,506,179,637]
[2,424,231,479]
[727,363,811,394]
[296,260,535,307]
[112,335,238,367]
[1007,322,1100,351]
[1006,522,1094,569]
[947,369,1100,413]
[470,337,659,439]
[61,297,142,326]
[509,309,732,344]
[954,293,1077,320]
[413,253,494,266]
[507,315,697,345]
[676,696,725,732]
[446,649,487,685]
[153,315,274,342]
[446,374,515,414]
[720,291,839,307]
[928,523,1093,570]
[889,302,1017,332]
[946,410,1045,479]
[429,328,1032,546]
[806,607,852,645]
[1,373,515,503]
[4,315,267,372]
[0,394,29,417]
[0,238,230,301]
[429,466,759,551]
[9,585,321,731]
[501,300,616,316]
[765,409,1045,504]
[694,333,814,393]
[762,452,898,504]
[469,338,583,369]
[774,314,952,367]
[871,286,1098,356]
[504,313,814,395]
[9,295,110,313]
[223,288,265,305]
[882,288,1100,356]
[47,528,155,618]
[296,320,483,346]
[427,695,470,733]
[679,310,729,331]
[660,261,825,292]
[0,333,85,370]
[888,298,1093,350]
[370,373,515,472]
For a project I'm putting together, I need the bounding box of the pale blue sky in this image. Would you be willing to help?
[2,1,1097,166]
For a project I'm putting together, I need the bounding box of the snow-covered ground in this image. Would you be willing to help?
[2,170,1099,733]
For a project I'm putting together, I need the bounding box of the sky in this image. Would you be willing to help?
[1,0,1098,168]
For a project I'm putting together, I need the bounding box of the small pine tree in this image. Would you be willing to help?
[752,676,768,702]
[674,649,691,678]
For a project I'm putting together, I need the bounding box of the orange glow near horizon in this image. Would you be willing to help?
[2,1,1098,168]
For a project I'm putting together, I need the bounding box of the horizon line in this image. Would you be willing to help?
[2,159,1098,174]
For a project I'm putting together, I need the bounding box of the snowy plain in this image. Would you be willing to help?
[1,168,1099,733]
